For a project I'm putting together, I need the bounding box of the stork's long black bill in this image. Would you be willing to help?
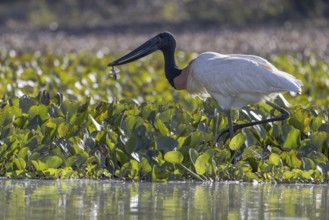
[108,37,160,66]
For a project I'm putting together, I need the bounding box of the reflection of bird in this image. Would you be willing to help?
[109,32,303,140]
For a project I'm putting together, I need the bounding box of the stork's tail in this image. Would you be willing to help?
[276,70,303,94]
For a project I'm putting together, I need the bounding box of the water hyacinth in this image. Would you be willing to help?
[0,51,328,182]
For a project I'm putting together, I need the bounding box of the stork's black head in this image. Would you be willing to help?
[108,32,176,66]
[108,32,181,89]
[157,32,176,51]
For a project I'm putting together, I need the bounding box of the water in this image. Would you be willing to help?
[0,179,328,220]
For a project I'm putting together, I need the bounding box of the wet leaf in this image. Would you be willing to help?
[269,153,281,166]
[310,132,328,150]
[140,157,152,175]
[57,122,72,138]
[283,171,293,180]
[27,105,49,126]
[310,116,323,132]
[46,156,63,169]
[19,95,36,113]
[302,157,315,170]
[13,156,26,170]
[283,127,301,149]
[122,115,143,136]
[152,165,167,181]
[189,148,199,165]
[65,154,88,169]
[281,151,302,168]
[18,147,29,161]
[302,170,313,179]
[154,118,169,136]
[164,151,184,164]
[156,136,178,152]
[229,132,246,151]
[32,160,48,171]
[130,159,139,179]
[0,105,22,126]
[195,150,214,175]
[289,107,312,132]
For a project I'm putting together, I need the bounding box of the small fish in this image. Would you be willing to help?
[110,66,119,80]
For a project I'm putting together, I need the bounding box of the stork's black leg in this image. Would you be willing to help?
[226,110,235,139]
[217,101,290,142]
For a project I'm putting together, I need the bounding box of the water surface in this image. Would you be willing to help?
[0,179,328,219]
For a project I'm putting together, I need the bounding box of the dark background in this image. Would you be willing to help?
[1,0,328,31]
[1,0,329,56]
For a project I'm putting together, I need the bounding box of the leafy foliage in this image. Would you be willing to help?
[0,51,328,182]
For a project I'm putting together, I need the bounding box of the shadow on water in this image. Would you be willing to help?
[0,179,328,219]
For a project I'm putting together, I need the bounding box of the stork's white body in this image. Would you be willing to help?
[186,52,303,110]
[109,32,303,141]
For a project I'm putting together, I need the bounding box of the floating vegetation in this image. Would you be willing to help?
[0,51,328,182]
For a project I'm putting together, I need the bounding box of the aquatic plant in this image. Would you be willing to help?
[0,51,328,182]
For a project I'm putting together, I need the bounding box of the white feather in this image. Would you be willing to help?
[186,52,303,110]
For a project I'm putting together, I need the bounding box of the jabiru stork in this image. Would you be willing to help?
[108,32,303,141]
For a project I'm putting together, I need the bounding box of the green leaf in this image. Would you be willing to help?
[43,168,59,179]
[283,127,301,149]
[283,171,293,180]
[57,122,72,138]
[281,151,302,169]
[122,115,144,136]
[302,157,315,170]
[116,148,130,164]
[140,157,152,175]
[60,101,80,122]
[154,118,169,136]
[269,153,281,166]
[156,136,178,152]
[289,107,312,132]
[246,157,258,172]
[45,121,57,138]
[164,151,184,164]
[19,95,36,113]
[0,105,22,126]
[125,137,137,154]
[130,159,140,179]
[189,148,199,165]
[310,116,323,132]
[95,130,106,143]
[46,156,63,169]
[195,150,214,175]
[13,156,26,170]
[18,147,29,161]
[152,165,167,181]
[65,154,88,169]
[189,131,210,147]
[307,151,328,164]
[310,132,328,149]
[302,170,313,179]
[28,105,49,122]
[229,132,246,151]
[32,160,48,171]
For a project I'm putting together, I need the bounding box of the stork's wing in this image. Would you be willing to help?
[186,52,302,109]
[227,54,277,71]
[187,52,302,96]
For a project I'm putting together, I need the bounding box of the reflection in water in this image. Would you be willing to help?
[0,179,328,219]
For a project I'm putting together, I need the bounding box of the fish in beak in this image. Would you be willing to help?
[108,32,180,87]
[108,35,161,67]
